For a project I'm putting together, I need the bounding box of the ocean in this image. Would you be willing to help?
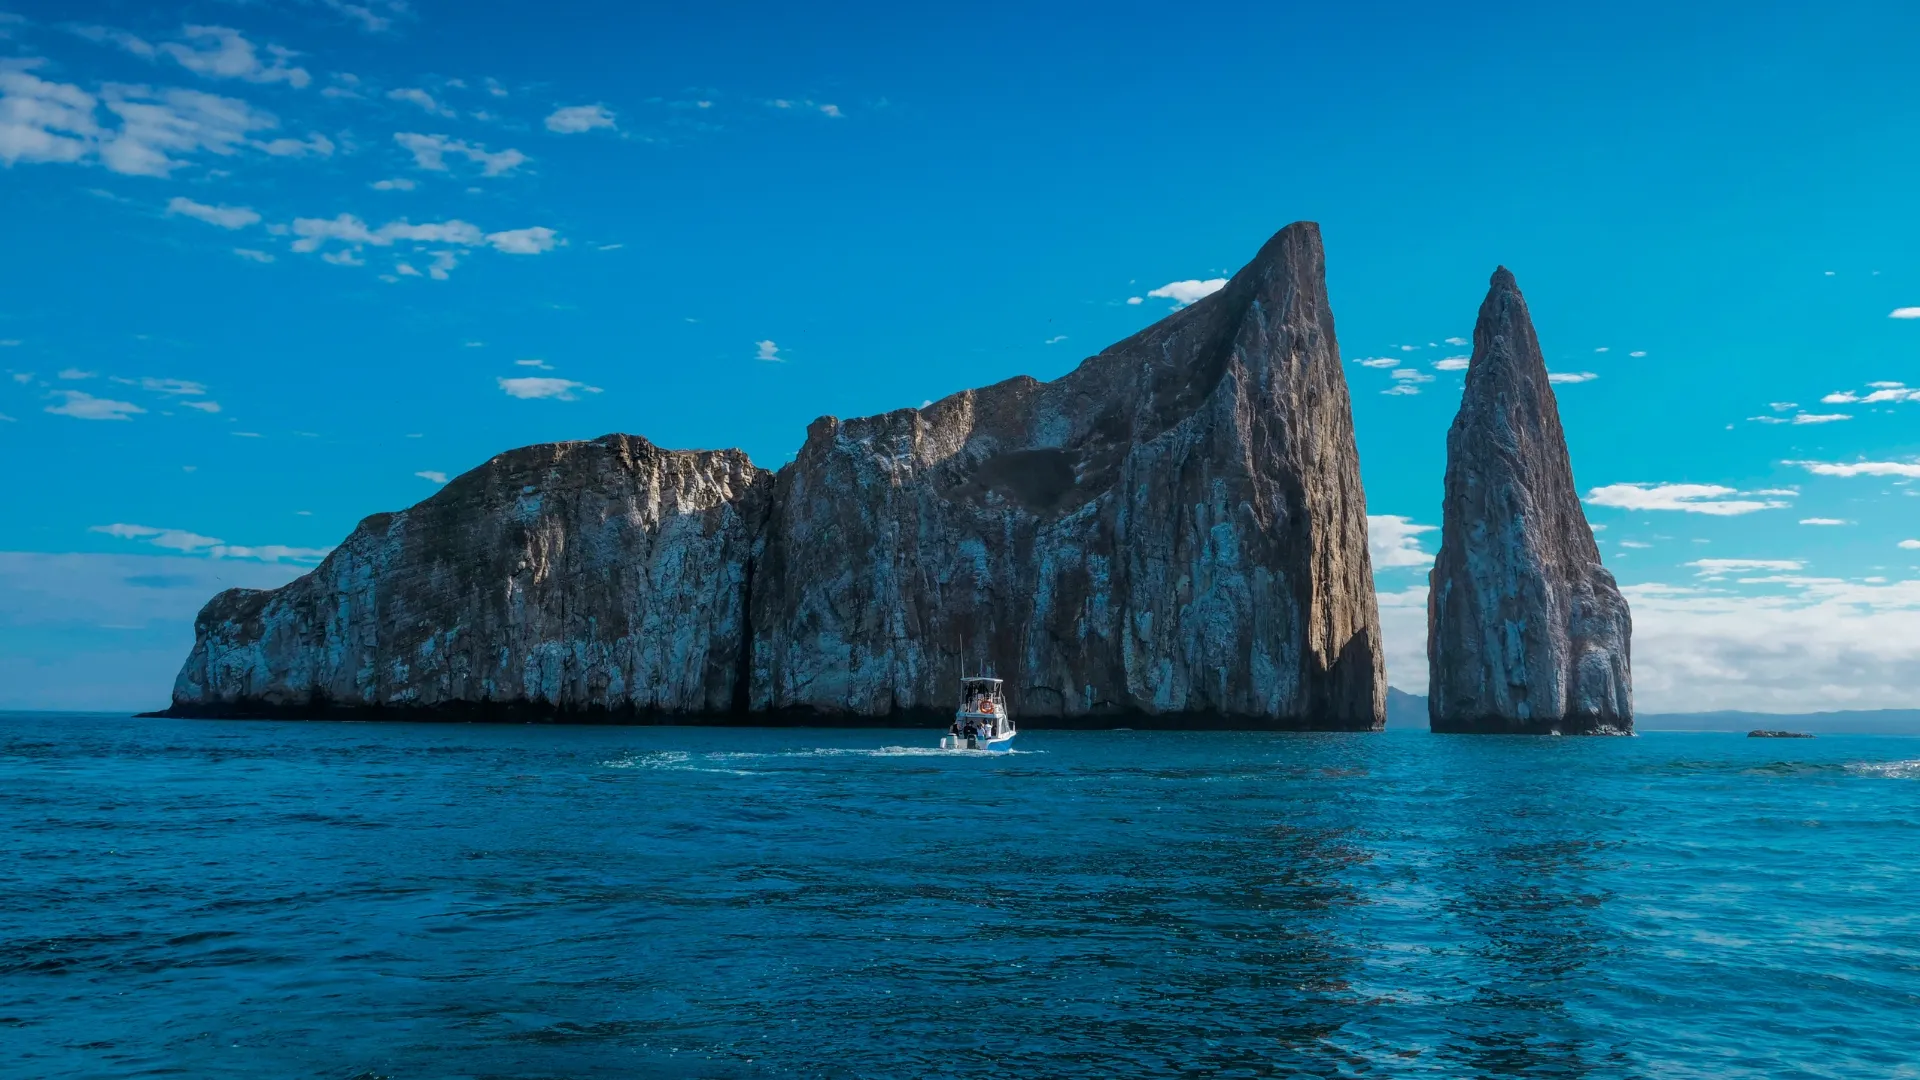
[3,713,1915,1079]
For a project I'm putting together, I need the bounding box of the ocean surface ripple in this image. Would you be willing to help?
[3,715,1916,1079]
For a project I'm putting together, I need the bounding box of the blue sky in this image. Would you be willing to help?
[2,0,1917,712]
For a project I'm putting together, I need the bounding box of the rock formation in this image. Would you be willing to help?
[173,436,771,719]
[1427,268,1632,734]
[166,221,1386,728]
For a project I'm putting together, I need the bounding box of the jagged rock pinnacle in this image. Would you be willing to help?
[1427,268,1633,734]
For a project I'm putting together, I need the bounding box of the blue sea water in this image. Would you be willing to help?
[2,714,1916,1079]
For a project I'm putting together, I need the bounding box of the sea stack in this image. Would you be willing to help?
[1427,268,1632,734]
[166,221,1387,729]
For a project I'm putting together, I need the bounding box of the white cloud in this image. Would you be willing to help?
[1367,515,1436,569]
[1125,296,1142,305]
[415,470,448,484]
[1433,356,1470,371]
[159,26,310,88]
[754,340,782,363]
[57,368,95,380]
[1146,278,1227,308]
[1791,412,1850,424]
[497,376,601,401]
[1689,558,1804,575]
[257,131,333,158]
[1629,350,1647,357]
[91,522,330,563]
[0,64,103,167]
[1900,540,1920,550]
[514,358,553,370]
[233,247,273,262]
[323,0,402,33]
[819,103,843,118]
[1822,391,1858,403]
[485,226,558,254]
[387,87,453,117]
[166,195,258,229]
[1548,371,1598,384]
[371,177,414,190]
[1390,369,1433,383]
[1443,336,1467,346]
[45,390,144,420]
[61,25,304,90]
[1799,518,1848,526]
[1044,335,1067,345]
[180,399,220,413]
[1787,460,1920,479]
[545,103,616,133]
[1613,578,1920,712]
[1594,347,1610,353]
[1585,482,1792,516]
[1357,357,1399,368]
[287,214,532,272]
[1889,307,1920,319]
[1381,384,1420,396]
[105,376,204,397]
[1618,540,1652,549]
[394,132,526,176]
[99,84,280,177]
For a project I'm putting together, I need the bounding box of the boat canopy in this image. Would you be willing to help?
[960,676,1002,686]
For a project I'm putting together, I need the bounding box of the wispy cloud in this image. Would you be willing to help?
[1787,459,1920,479]
[1688,558,1804,576]
[1356,357,1399,369]
[166,195,259,229]
[1750,411,1852,425]
[1548,371,1598,384]
[91,522,330,563]
[497,376,601,401]
[388,87,454,117]
[1889,307,1920,319]
[233,247,274,263]
[754,340,782,363]
[1799,518,1848,526]
[1586,482,1793,516]
[45,390,145,420]
[1146,278,1226,308]
[370,177,415,190]
[545,103,616,133]
[415,470,448,484]
[485,226,558,254]
[1044,335,1066,345]
[394,132,526,176]
[1433,356,1470,371]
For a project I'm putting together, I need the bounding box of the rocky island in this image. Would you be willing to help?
[164,222,1388,729]
[1426,269,1633,735]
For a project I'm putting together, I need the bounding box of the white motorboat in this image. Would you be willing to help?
[940,676,1016,752]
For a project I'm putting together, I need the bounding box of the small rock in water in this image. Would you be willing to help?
[1747,729,1814,739]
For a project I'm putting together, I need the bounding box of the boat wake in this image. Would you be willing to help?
[598,745,1039,772]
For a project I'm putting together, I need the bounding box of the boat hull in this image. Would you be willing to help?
[939,733,1016,752]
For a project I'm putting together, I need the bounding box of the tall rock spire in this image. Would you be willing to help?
[1427,268,1632,734]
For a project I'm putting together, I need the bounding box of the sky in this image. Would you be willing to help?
[2,0,1917,713]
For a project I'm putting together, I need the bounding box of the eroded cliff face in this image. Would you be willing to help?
[1426,268,1633,735]
[169,221,1385,728]
[751,222,1383,726]
[173,435,771,717]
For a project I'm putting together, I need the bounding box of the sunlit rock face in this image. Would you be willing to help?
[169,222,1385,728]
[750,222,1384,727]
[171,435,772,718]
[1427,268,1633,735]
